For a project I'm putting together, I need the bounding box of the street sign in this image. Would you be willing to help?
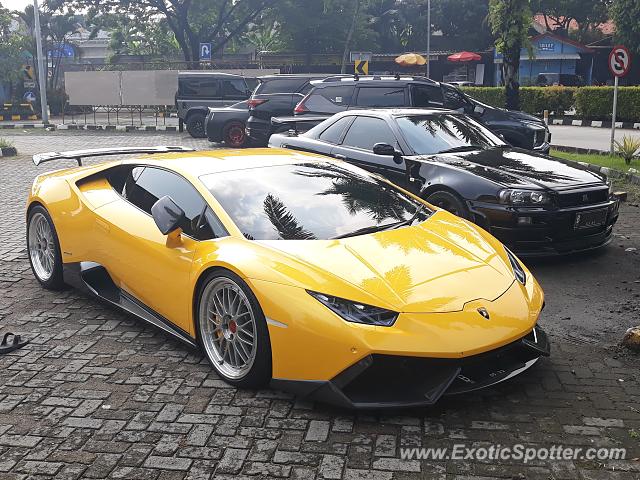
[200,43,212,62]
[350,51,372,62]
[355,60,369,75]
[24,81,36,89]
[608,45,632,154]
[609,45,631,77]
[23,91,37,103]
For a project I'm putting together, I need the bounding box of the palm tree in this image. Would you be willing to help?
[263,194,316,240]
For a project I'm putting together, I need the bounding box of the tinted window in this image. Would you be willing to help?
[342,116,398,151]
[356,87,406,107]
[222,79,248,99]
[318,116,353,144]
[179,78,220,98]
[256,78,307,94]
[317,85,354,106]
[200,163,431,241]
[396,114,505,155]
[121,167,221,240]
[411,85,444,107]
[442,86,468,110]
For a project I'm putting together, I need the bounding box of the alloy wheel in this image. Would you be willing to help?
[28,212,55,281]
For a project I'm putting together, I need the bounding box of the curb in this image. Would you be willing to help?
[550,117,640,130]
[552,145,640,186]
[0,123,179,132]
[0,146,18,157]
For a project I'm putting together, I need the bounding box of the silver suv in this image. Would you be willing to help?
[176,72,257,138]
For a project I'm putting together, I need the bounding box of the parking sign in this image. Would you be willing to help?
[200,43,212,62]
[608,45,631,78]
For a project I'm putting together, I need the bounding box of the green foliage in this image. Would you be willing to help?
[610,0,640,54]
[243,22,284,53]
[0,5,30,86]
[575,87,640,122]
[532,0,610,38]
[614,135,640,165]
[0,138,14,149]
[462,87,576,116]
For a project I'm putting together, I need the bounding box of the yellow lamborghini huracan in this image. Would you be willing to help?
[28,146,549,408]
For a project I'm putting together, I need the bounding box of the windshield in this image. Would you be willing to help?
[200,162,431,240]
[396,114,507,155]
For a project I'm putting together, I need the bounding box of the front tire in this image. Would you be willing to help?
[27,205,65,290]
[425,190,470,219]
[196,270,271,388]
[186,112,206,138]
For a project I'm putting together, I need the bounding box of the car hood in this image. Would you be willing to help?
[503,109,545,124]
[410,148,606,190]
[259,210,516,313]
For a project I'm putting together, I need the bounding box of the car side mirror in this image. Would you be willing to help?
[373,143,403,164]
[151,196,185,236]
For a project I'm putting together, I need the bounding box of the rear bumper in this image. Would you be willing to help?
[469,198,619,257]
[271,326,550,409]
[246,117,271,145]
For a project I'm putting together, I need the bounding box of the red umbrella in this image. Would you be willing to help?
[447,51,481,62]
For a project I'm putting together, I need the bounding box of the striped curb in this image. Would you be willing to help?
[550,117,640,129]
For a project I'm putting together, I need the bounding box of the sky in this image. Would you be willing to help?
[2,0,34,11]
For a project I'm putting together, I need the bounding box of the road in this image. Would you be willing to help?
[550,124,640,151]
[0,131,638,479]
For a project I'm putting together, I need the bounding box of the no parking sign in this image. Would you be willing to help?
[609,45,631,78]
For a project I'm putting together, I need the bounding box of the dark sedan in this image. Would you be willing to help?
[204,101,251,148]
[269,109,619,256]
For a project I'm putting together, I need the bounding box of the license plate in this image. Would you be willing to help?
[574,208,608,229]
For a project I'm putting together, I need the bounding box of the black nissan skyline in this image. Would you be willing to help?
[269,109,619,256]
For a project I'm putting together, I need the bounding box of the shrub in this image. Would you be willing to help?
[462,86,576,116]
[0,138,14,148]
[575,87,640,122]
[614,135,640,165]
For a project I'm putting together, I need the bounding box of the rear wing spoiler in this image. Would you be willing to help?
[32,146,196,167]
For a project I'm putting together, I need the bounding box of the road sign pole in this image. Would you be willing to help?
[33,0,49,124]
[610,75,619,155]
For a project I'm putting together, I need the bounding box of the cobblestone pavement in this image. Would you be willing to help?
[0,132,639,480]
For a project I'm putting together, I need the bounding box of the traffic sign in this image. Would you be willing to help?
[200,43,212,62]
[608,45,631,78]
[23,91,37,103]
[350,51,372,62]
[355,60,369,75]
[24,81,36,89]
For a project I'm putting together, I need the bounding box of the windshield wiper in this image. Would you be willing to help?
[330,221,405,240]
[387,205,429,231]
[438,145,483,154]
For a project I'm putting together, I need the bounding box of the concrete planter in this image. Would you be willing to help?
[0,146,17,157]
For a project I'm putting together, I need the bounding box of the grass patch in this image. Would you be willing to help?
[0,138,14,148]
[551,149,638,173]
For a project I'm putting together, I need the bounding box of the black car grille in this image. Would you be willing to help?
[556,187,609,207]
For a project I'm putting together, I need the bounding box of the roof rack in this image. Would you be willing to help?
[32,146,195,167]
[316,74,436,84]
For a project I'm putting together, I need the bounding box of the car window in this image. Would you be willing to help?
[178,78,221,98]
[342,116,398,151]
[396,114,505,155]
[317,85,354,106]
[442,86,468,110]
[411,85,444,107]
[355,87,406,107]
[318,116,353,144]
[256,78,308,94]
[300,82,315,95]
[120,166,223,240]
[200,162,431,241]
[222,79,248,99]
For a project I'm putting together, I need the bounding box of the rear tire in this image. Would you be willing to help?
[186,112,206,138]
[222,121,248,148]
[196,270,272,388]
[27,205,65,290]
[425,190,470,219]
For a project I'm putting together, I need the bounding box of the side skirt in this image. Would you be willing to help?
[63,262,198,350]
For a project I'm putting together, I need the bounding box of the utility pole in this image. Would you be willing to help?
[426,0,431,78]
[33,0,49,124]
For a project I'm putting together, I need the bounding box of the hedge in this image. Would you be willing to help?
[461,86,640,122]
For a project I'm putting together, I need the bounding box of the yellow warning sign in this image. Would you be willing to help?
[355,60,368,75]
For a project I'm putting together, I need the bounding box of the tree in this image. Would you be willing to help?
[488,0,532,110]
[0,4,30,96]
[341,0,361,73]
[533,0,610,36]
[431,0,493,51]
[74,0,279,68]
[610,0,640,54]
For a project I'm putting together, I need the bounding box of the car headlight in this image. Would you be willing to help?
[499,189,551,206]
[505,247,526,285]
[307,291,398,326]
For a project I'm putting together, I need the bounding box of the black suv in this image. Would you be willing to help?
[176,72,257,138]
[245,74,347,145]
[292,75,551,154]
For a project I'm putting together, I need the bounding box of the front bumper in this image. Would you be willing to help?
[271,326,550,409]
[469,198,620,257]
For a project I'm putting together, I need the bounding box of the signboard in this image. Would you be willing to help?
[24,81,36,89]
[350,51,372,62]
[355,60,369,75]
[23,91,37,103]
[608,45,631,78]
[200,43,212,62]
[538,42,555,51]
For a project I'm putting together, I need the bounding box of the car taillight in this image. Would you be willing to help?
[247,98,267,109]
[294,96,309,114]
